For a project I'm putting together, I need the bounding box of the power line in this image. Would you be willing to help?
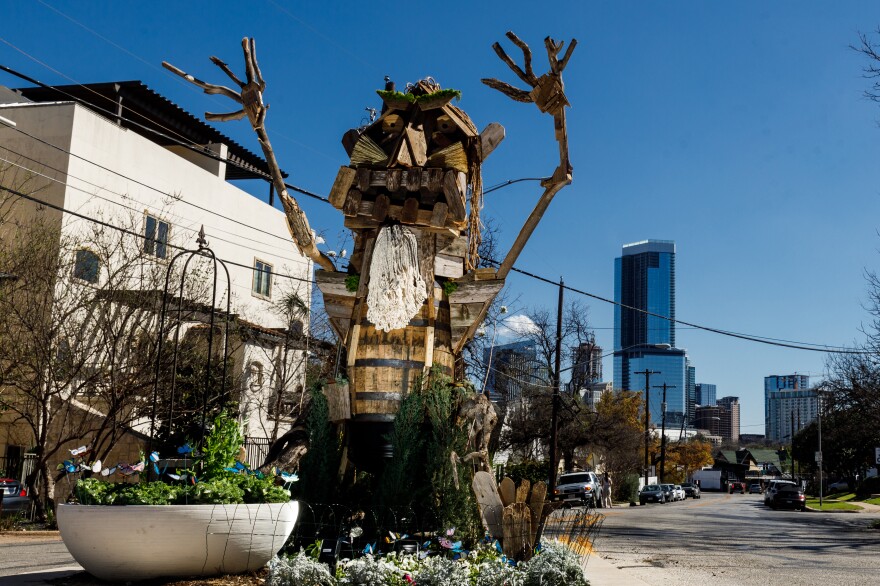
[0,58,867,354]
[485,260,868,355]
[0,149,311,266]
[0,184,316,286]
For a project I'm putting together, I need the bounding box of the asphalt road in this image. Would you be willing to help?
[592,491,880,586]
[0,533,78,581]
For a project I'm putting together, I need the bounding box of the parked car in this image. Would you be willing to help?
[828,480,850,492]
[764,480,797,505]
[0,478,30,516]
[749,483,763,494]
[672,485,686,501]
[660,484,677,502]
[729,481,746,494]
[552,471,601,507]
[681,482,701,499]
[769,485,807,511]
[639,484,666,505]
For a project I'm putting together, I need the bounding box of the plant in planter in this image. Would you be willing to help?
[57,412,299,582]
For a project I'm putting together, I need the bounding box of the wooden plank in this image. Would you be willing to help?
[356,167,372,192]
[515,479,531,504]
[450,302,484,329]
[434,253,463,279]
[439,104,478,137]
[448,280,505,304]
[499,477,516,507]
[328,166,357,209]
[473,267,497,281]
[381,113,404,135]
[315,270,353,297]
[430,202,448,227]
[478,122,505,161]
[372,194,390,222]
[438,235,468,258]
[443,170,466,221]
[406,126,428,166]
[386,169,402,192]
[402,197,419,223]
[528,481,546,548]
[426,168,444,192]
[473,471,504,539]
[343,189,362,217]
[323,381,351,422]
[405,166,422,192]
[347,238,375,368]
[502,502,531,560]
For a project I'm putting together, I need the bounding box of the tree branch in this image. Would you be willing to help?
[161,61,242,103]
[209,56,245,88]
[480,78,533,103]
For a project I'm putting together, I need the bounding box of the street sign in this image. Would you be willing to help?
[875,447,880,465]
[815,451,822,463]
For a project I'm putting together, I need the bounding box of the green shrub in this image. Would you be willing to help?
[505,461,551,485]
[267,553,336,586]
[616,473,640,503]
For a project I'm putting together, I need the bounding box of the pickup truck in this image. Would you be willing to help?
[552,471,601,507]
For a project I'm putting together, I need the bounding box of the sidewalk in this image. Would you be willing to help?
[584,552,653,586]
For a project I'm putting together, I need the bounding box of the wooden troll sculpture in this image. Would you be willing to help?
[163,33,575,474]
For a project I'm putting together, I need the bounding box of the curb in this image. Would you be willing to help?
[0,530,61,537]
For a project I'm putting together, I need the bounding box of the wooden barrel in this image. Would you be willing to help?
[350,286,454,421]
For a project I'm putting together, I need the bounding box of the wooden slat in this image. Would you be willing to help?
[515,479,531,504]
[434,253,463,279]
[402,197,419,223]
[450,302,485,329]
[443,170,466,221]
[426,168,444,192]
[473,471,503,539]
[343,189,362,217]
[406,126,428,166]
[356,167,372,192]
[438,235,468,258]
[478,122,505,161]
[386,169,403,192]
[500,477,516,507]
[315,270,353,297]
[328,166,357,209]
[405,166,422,192]
[448,279,505,304]
[372,194,390,222]
[528,481,546,548]
[323,381,351,422]
[430,202,448,227]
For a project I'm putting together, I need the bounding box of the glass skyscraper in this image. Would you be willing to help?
[613,240,687,427]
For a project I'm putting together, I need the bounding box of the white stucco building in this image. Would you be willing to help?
[0,81,314,474]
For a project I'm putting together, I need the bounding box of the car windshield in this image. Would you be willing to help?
[662,484,673,489]
[559,474,591,484]
[643,485,661,491]
[681,483,692,488]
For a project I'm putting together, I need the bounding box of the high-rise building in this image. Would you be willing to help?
[613,240,687,427]
[693,405,722,438]
[695,383,717,407]
[764,375,815,442]
[686,361,696,423]
[570,334,602,392]
[717,396,740,443]
[483,340,549,403]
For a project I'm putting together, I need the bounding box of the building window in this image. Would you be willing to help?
[249,361,264,391]
[144,214,170,259]
[73,249,100,283]
[253,259,272,298]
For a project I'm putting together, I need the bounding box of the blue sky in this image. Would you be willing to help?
[3,1,880,435]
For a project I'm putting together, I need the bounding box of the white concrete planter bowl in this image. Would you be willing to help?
[57,501,298,581]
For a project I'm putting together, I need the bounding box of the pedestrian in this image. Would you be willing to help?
[601,472,613,508]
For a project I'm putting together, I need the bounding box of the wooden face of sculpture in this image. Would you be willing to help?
[328,80,479,236]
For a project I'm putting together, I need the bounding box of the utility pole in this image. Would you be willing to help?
[654,383,675,483]
[548,277,564,498]
[636,369,659,486]
[817,391,823,508]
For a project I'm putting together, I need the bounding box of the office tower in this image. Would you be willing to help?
[693,405,723,439]
[717,396,741,443]
[695,383,717,407]
[764,375,815,442]
[686,361,696,424]
[613,240,687,427]
[570,334,602,392]
[483,340,549,402]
